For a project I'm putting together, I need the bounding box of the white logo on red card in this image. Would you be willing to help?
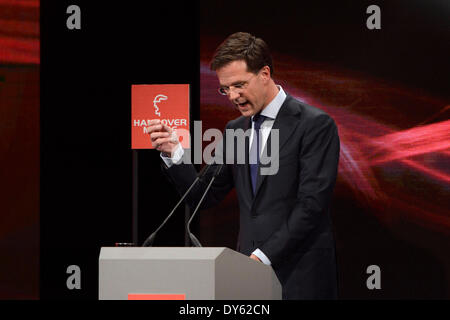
[153,94,167,117]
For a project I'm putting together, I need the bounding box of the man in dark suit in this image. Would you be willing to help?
[147,32,340,299]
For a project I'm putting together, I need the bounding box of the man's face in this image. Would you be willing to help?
[216,60,269,117]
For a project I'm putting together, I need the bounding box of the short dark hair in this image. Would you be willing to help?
[210,32,274,76]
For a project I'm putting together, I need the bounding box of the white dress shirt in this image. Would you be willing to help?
[161,86,287,265]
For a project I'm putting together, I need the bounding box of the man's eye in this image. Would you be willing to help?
[234,83,244,88]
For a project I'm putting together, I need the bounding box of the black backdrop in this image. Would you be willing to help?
[40,1,200,299]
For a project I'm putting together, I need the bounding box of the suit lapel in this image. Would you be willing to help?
[254,95,302,197]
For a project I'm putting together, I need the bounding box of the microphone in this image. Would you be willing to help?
[141,163,213,247]
[186,164,224,247]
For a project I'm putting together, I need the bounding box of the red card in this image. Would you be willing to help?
[131,84,190,149]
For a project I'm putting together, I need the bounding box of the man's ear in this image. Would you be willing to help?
[260,65,271,82]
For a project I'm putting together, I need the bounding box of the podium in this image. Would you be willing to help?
[99,247,282,300]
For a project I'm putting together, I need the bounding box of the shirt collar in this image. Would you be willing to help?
[253,85,286,121]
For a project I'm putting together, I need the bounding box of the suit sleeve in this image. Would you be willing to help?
[259,113,340,266]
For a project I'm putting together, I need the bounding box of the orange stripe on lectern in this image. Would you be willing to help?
[128,294,186,300]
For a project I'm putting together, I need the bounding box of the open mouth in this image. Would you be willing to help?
[237,100,248,108]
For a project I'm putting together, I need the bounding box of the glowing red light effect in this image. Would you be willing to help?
[0,0,39,64]
[200,60,450,235]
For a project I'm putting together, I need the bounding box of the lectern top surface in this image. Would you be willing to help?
[99,247,233,260]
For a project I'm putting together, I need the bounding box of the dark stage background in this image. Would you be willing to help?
[198,0,450,299]
[0,0,448,299]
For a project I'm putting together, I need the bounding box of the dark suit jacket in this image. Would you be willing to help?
[164,94,340,299]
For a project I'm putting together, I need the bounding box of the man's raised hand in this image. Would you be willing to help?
[147,119,180,157]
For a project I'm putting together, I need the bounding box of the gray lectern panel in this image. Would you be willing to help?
[99,247,281,300]
[215,248,282,299]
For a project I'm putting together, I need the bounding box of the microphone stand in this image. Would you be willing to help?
[141,164,212,247]
[186,164,223,247]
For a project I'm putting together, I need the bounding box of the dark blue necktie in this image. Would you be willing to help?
[249,113,266,195]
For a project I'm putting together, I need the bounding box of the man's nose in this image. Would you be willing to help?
[228,90,240,101]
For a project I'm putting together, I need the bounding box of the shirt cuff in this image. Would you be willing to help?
[252,248,272,266]
[160,144,184,168]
